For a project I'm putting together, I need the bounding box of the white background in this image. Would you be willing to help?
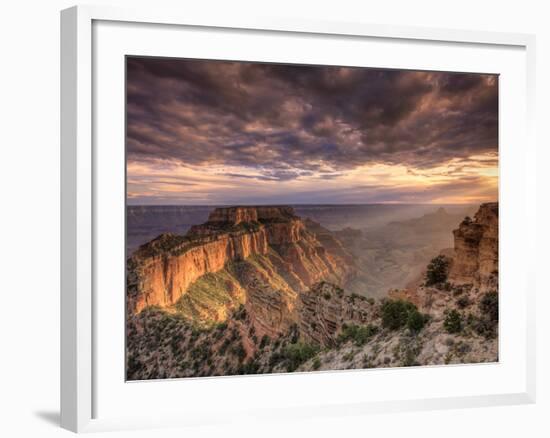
[0,0,547,437]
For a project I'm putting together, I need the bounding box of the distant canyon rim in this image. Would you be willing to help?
[126,203,477,298]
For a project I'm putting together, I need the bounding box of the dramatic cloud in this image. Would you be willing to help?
[126,57,498,205]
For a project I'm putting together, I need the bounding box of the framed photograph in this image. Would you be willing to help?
[61,5,536,433]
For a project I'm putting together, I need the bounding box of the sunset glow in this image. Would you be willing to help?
[126,58,498,205]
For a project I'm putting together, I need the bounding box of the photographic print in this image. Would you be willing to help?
[125,57,498,380]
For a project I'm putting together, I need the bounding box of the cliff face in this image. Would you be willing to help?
[128,228,269,313]
[449,202,498,292]
[128,206,354,315]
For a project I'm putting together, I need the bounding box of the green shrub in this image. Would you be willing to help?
[238,360,260,375]
[402,345,420,367]
[467,311,497,339]
[216,321,228,331]
[425,255,450,286]
[268,350,283,367]
[381,299,426,332]
[480,291,498,322]
[406,310,428,333]
[283,342,320,372]
[343,350,356,362]
[231,343,247,361]
[218,338,231,355]
[444,309,462,334]
[362,354,374,368]
[471,317,497,339]
[454,341,471,356]
[289,323,300,344]
[312,357,322,370]
[234,305,247,321]
[382,299,415,329]
[259,334,271,349]
[126,354,142,379]
[338,324,378,346]
[456,296,470,309]
[461,292,498,339]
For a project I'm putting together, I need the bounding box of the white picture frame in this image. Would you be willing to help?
[60,4,536,433]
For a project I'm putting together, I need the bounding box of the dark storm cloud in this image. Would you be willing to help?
[126,57,498,179]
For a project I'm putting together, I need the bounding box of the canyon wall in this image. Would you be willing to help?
[449,202,498,291]
[128,206,354,314]
[129,228,270,313]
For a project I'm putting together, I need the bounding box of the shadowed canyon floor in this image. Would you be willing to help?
[126,203,498,380]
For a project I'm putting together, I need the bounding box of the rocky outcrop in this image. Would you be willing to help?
[449,202,498,291]
[298,282,374,346]
[388,203,499,309]
[128,206,354,314]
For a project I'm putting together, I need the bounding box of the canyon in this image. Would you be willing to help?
[126,203,499,380]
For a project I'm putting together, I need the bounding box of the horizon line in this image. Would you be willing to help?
[126,201,492,207]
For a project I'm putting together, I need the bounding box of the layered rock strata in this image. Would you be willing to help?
[128,206,354,314]
[298,282,374,346]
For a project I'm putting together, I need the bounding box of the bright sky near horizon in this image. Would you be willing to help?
[126,57,498,205]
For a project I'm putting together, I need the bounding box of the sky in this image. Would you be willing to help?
[126,57,498,205]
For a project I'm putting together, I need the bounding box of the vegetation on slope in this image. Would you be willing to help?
[381,299,428,333]
[127,276,498,380]
[425,255,450,287]
[174,270,243,325]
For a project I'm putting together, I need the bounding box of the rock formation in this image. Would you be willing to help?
[449,202,498,292]
[206,205,296,224]
[389,202,499,308]
[298,282,374,346]
[127,206,355,316]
